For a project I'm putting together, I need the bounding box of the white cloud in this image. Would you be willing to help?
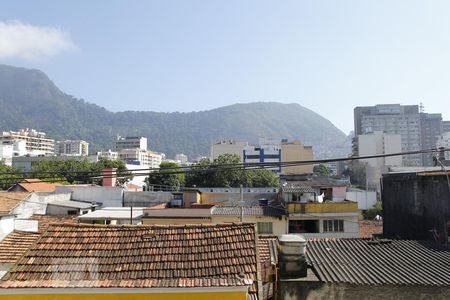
[0,21,77,61]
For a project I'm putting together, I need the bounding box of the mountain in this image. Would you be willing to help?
[0,64,349,159]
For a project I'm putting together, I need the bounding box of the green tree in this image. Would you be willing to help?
[313,164,331,176]
[185,154,279,188]
[0,162,23,190]
[146,162,185,191]
[364,201,382,220]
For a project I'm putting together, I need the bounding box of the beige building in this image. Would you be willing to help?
[118,148,162,168]
[280,139,313,174]
[0,128,54,156]
[211,140,248,161]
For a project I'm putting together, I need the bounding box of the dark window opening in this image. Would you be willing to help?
[289,220,319,233]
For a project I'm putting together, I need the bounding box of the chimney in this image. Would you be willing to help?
[278,234,307,278]
[102,168,117,187]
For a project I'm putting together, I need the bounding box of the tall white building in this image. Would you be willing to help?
[175,153,188,164]
[118,149,162,169]
[113,136,147,152]
[243,138,281,172]
[56,140,89,156]
[358,131,402,191]
[0,128,55,156]
[97,150,119,160]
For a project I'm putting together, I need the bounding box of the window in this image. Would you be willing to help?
[289,220,319,233]
[323,220,344,232]
[67,210,78,216]
[257,222,273,234]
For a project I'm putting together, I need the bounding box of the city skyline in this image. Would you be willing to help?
[1,1,450,133]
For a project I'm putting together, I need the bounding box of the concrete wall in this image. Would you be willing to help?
[200,192,278,206]
[11,192,71,219]
[288,215,359,238]
[0,215,14,241]
[46,205,89,216]
[124,191,172,207]
[382,172,450,241]
[212,215,287,236]
[279,281,450,300]
[56,186,124,207]
[346,190,377,210]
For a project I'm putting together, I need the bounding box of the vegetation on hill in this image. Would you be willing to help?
[0,64,350,159]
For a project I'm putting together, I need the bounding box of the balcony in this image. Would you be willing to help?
[287,201,358,214]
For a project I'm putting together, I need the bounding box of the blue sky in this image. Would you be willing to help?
[1,1,449,134]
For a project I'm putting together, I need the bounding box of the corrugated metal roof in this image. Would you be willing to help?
[212,206,285,217]
[306,238,450,286]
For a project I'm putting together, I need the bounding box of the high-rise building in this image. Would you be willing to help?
[420,113,442,166]
[113,136,147,152]
[358,131,402,191]
[57,140,89,156]
[437,132,450,161]
[354,104,443,167]
[442,121,450,133]
[0,128,54,156]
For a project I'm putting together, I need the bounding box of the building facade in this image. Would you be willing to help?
[420,113,442,166]
[243,138,281,172]
[357,131,402,191]
[0,129,54,156]
[118,149,162,168]
[280,139,314,174]
[436,132,450,160]
[113,136,147,151]
[442,121,450,133]
[211,140,248,162]
[56,140,89,156]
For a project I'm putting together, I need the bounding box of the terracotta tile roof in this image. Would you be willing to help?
[29,214,77,233]
[0,192,30,215]
[359,220,383,238]
[16,180,58,192]
[307,238,450,286]
[258,236,278,264]
[0,231,41,263]
[1,223,260,293]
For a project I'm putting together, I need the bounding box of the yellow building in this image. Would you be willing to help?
[0,223,264,300]
[281,139,313,174]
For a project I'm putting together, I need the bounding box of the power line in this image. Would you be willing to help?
[0,147,448,186]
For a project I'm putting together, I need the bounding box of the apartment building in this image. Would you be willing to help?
[443,121,450,133]
[243,138,281,172]
[113,136,147,151]
[56,140,89,156]
[0,128,54,156]
[118,148,162,168]
[420,113,442,166]
[436,132,450,160]
[358,131,402,191]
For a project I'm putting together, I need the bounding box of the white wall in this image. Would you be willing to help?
[0,216,15,241]
[56,186,124,207]
[11,192,71,219]
[346,190,377,210]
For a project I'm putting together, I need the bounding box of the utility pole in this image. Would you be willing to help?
[240,184,244,222]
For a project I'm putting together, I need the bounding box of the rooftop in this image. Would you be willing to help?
[306,238,450,286]
[0,223,260,293]
[0,231,41,263]
[14,179,59,192]
[212,206,285,217]
[77,207,145,220]
[0,192,30,215]
[47,200,96,209]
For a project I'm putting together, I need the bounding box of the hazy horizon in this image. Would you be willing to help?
[1,1,450,133]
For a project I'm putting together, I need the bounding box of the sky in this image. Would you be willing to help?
[1,0,450,134]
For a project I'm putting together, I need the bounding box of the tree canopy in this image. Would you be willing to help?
[185,154,279,188]
[146,162,185,191]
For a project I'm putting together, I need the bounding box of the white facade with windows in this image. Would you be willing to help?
[0,129,54,156]
[57,140,89,156]
[437,132,450,160]
[118,149,162,168]
[113,136,147,152]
